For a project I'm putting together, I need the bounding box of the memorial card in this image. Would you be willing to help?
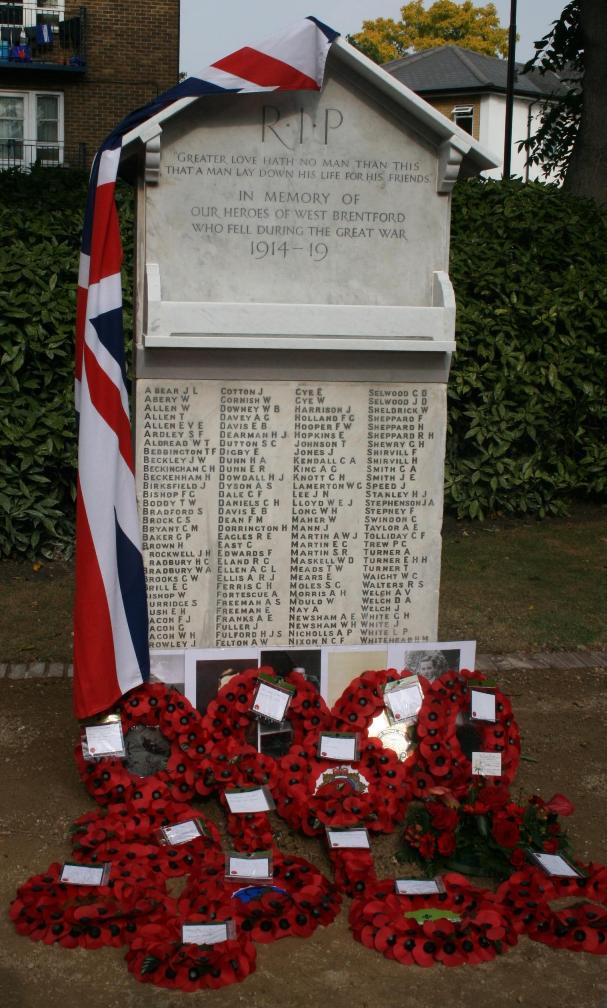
[471,751,502,777]
[325,827,370,849]
[158,819,206,846]
[60,862,110,886]
[251,677,294,722]
[318,732,359,762]
[470,688,496,723]
[383,676,423,722]
[528,852,583,878]
[395,878,444,896]
[83,717,125,759]
[224,786,274,814]
[226,851,273,881]
[182,921,235,945]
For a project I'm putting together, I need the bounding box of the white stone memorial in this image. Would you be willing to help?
[120,38,497,652]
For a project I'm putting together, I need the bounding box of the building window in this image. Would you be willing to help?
[0,2,63,30]
[0,89,62,165]
[452,105,474,136]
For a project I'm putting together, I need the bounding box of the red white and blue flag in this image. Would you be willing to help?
[73,17,338,718]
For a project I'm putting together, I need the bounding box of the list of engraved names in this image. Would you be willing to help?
[137,380,445,649]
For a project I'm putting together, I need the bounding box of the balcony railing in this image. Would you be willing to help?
[0,138,88,167]
[0,4,85,71]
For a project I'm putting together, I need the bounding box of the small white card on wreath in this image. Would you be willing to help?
[182,920,236,945]
[318,732,359,762]
[394,878,445,896]
[83,716,125,759]
[224,786,274,814]
[158,819,206,846]
[383,676,423,722]
[528,852,583,878]
[470,688,497,723]
[226,851,273,881]
[471,751,502,777]
[60,862,110,886]
[325,827,370,849]
[251,676,295,723]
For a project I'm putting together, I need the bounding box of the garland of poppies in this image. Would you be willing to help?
[349,872,518,967]
[331,667,426,734]
[495,862,607,955]
[72,800,221,856]
[9,858,166,950]
[274,738,409,837]
[203,666,333,753]
[411,670,520,799]
[125,914,257,991]
[182,851,341,943]
[75,683,210,806]
[71,801,223,878]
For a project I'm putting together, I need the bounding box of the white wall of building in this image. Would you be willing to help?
[478,93,556,183]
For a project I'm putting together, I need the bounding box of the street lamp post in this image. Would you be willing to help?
[503,0,518,178]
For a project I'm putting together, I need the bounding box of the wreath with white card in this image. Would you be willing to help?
[203,666,333,752]
[349,872,518,967]
[495,861,607,955]
[411,671,521,799]
[274,737,410,837]
[74,683,208,806]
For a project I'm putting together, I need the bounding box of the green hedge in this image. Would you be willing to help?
[447,178,607,518]
[0,171,605,556]
[0,168,133,558]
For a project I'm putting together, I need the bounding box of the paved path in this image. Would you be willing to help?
[1,649,607,679]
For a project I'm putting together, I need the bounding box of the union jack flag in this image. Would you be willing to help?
[73,17,338,718]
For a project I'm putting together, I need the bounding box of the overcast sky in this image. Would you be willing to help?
[180,1,566,77]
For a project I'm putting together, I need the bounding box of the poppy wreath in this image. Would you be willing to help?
[331,667,427,734]
[72,800,221,860]
[349,872,518,967]
[274,738,410,837]
[202,666,333,752]
[181,850,341,944]
[71,805,223,880]
[9,857,166,950]
[328,848,377,899]
[494,862,607,955]
[74,683,210,806]
[412,671,520,799]
[125,912,257,992]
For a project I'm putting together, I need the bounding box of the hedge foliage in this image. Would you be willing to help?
[0,168,133,558]
[447,178,607,519]
[0,171,605,556]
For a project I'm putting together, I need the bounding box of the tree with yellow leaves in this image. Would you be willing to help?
[349,0,509,64]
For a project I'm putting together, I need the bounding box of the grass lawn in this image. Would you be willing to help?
[0,504,605,662]
[439,503,607,652]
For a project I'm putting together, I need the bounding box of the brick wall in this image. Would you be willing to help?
[61,0,180,159]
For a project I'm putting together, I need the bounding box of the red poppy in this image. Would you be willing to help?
[545,793,575,817]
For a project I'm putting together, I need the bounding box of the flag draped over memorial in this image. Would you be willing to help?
[73,16,339,718]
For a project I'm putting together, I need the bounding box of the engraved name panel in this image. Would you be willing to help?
[137,379,445,648]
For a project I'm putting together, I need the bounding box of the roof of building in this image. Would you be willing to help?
[385,45,565,100]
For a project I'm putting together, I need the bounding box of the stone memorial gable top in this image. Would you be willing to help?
[121,37,498,358]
